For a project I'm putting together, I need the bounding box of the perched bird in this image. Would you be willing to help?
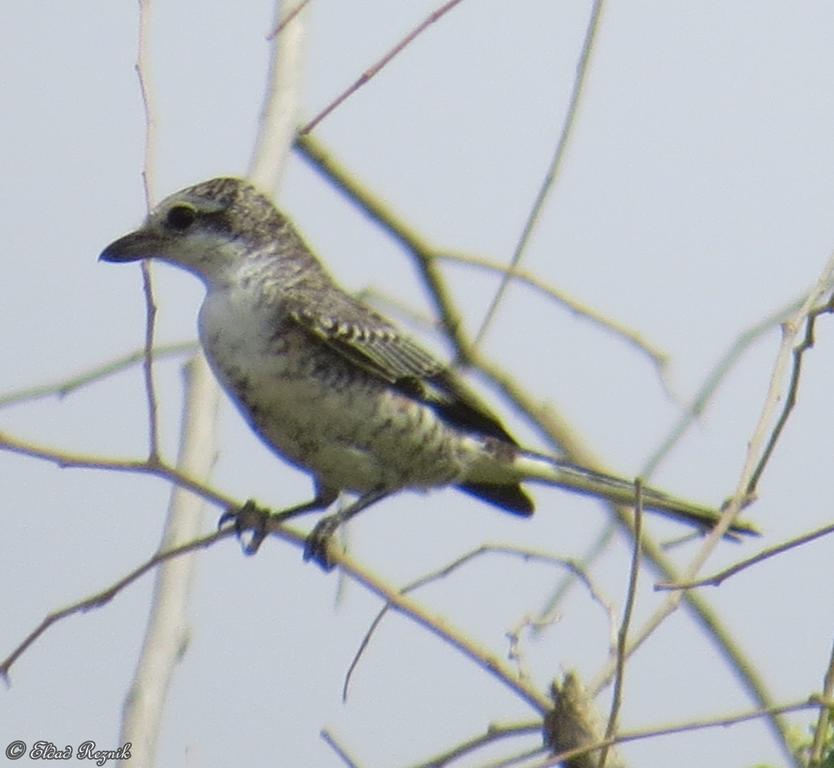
[100,177,755,566]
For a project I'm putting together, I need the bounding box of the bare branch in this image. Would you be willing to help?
[2,423,556,721]
[437,250,668,375]
[120,355,220,759]
[0,430,235,509]
[294,134,468,353]
[475,0,605,344]
[320,729,363,768]
[292,134,789,748]
[0,341,196,410]
[658,521,834,591]
[643,295,803,477]
[266,0,312,39]
[506,607,563,683]
[599,484,641,768]
[342,544,615,702]
[139,262,160,461]
[330,549,555,714]
[540,698,827,768]
[248,0,307,193]
[809,639,834,764]
[406,722,541,768]
[1,528,232,680]
[590,254,834,766]
[746,292,834,495]
[300,0,466,135]
[135,0,161,461]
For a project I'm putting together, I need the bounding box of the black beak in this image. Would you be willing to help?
[99,230,161,263]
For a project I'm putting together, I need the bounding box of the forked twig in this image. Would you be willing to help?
[746,292,834,496]
[657,521,834,591]
[342,544,614,702]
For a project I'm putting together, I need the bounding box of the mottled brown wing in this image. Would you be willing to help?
[287,291,534,515]
[287,291,516,443]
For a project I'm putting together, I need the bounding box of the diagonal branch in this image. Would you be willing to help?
[300,0,466,135]
[475,0,606,344]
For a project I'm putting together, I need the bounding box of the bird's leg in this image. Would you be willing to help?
[220,486,338,555]
[304,487,392,570]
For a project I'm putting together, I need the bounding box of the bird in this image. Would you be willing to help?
[99,177,756,567]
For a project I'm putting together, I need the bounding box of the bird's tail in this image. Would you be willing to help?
[507,450,757,537]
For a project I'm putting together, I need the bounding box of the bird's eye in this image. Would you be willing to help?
[165,204,197,231]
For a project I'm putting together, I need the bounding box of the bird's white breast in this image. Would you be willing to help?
[197,285,470,494]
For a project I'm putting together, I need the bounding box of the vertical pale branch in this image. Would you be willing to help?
[248,1,308,194]
[119,3,307,765]
[120,356,220,763]
[120,7,222,762]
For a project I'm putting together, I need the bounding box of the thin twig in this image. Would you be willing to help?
[294,134,467,352]
[506,607,563,683]
[538,698,828,768]
[438,250,668,373]
[541,293,803,641]
[599,482,641,768]
[0,430,236,509]
[591,251,834,767]
[342,544,615,702]
[135,0,160,461]
[248,0,307,193]
[809,639,834,764]
[746,293,834,495]
[0,341,196,410]
[474,0,605,344]
[266,0,312,39]
[657,521,834,590]
[487,744,549,768]
[532,525,617,640]
[300,0,465,135]
[293,134,794,748]
[139,263,160,461]
[642,295,804,477]
[533,294,802,650]
[338,554,554,714]
[320,729,363,768]
[1,528,232,680]
[406,722,540,768]
[1,425,555,717]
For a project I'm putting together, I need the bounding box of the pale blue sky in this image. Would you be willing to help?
[2,3,834,766]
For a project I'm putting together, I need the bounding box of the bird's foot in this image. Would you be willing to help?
[303,514,343,571]
[218,499,270,555]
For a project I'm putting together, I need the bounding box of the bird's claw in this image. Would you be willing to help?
[303,515,342,571]
[218,499,269,555]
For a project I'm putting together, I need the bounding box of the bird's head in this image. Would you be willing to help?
[99,177,286,285]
